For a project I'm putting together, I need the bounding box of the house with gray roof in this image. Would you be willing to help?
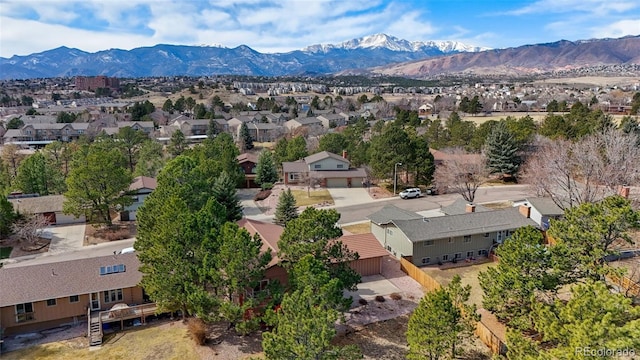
[282,151,367,188]
[367,204,537,266]
[512,197,564,230]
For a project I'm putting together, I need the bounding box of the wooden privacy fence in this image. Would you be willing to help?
[400,257,441,292]
[608,274,640,297]
[400,256,507,355]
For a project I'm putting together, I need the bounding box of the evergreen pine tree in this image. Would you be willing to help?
[255,150,278,187]
[274,188,298,226]
[207,118,218,139]
[168,129,187,157]
[212,171,243,222]
[484,121,520,177]
[240,122,254,150]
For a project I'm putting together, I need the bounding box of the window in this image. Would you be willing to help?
[289,173,300,181]
[100,264,126,275]
[464,235,471,243]
[69,295,79,303]
[387,228,393,235]
[15,303,34,322]
[421,257,431,264]
[46,298,57,307]
[448,237,453,243]
[483,233,490,238]
[314,164,321,169]
[479,250,488,256]
[423,240,434,247]
[103,289,123,303]
[337,164,344,169]
[455,253,462,259]
[467,251,474,258]
[442,254,449,261]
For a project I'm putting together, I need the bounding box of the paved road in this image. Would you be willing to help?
[337,185,536,224]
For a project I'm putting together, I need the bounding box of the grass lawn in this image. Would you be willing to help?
[2,322,199,360]
[0,246,12,259]
[291,189,334,207]
[341,222,371,234]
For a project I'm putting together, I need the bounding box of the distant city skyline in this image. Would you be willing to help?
[1,0,639,58]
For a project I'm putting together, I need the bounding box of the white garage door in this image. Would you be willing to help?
[326,178,348,188]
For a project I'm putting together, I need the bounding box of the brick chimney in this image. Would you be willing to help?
[342,150,348,159]
[618,185,631,199]
[466,204,476,213]
[519,205,531,218]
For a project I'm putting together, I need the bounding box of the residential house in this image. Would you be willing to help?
[317,113,348,129]
[100,121,154,136]
[237,218,389,286]
[120,176,157,221]
[8,195,85,225]
[3,123,90,145]
[512,198,564,230]
[429,148,482,166]
[282,151,367,188]
[241,123,281,143]
[237,153,259,188]
[367,204,537,266]
[284,117,322,131]
[0,240,146,335]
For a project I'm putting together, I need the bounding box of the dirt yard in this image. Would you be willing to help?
[0,236,50,258]
[84,222,136,245]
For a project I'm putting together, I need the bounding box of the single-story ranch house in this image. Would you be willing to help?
[8,194,85,225]
[367,203,538,266]
[282,151,367,188]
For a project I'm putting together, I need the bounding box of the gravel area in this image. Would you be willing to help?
[1,323,87,354]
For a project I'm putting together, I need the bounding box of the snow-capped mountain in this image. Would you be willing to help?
[303,33,489,54]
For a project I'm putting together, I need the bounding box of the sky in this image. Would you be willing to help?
[1,0,639,58]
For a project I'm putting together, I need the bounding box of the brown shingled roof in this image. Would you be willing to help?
[237,218,283,267]
[0,252,142,307]
[129,176,157,191]
[8,195,65,214]
[337,233,389,260]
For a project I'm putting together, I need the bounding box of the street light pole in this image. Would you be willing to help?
[394,162,402,195]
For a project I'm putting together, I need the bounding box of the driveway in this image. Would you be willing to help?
[327,187,375,207]
[47,224,87,254]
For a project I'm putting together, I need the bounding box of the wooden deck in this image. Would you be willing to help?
[89,303,158,346]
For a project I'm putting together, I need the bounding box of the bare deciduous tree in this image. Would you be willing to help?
[522,130,640,210]
[434,148,489,202]
[11,213,50,245]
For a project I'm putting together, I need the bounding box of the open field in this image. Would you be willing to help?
[533,76,640,87]
[291,189,334,207]
[2,322,199,360]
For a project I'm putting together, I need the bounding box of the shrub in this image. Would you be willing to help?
[254,190,272,201]
[358,298,368,305]
[390,293,402,301]
[187,318,207,345]
[375,295,385,303]
[102,228,130,241]
[260,182,274,190]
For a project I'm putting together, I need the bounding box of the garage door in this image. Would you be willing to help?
[326,178,348,188]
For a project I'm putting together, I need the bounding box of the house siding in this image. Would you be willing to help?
[349,257,382,276]
[412,233,495,265]
[308,157,348,171]
[0,286,144,335]
[373,224,413,258]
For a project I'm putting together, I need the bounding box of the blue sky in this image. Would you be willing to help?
[1,0,638,57]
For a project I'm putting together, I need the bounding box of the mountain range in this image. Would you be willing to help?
[0,34,638,80]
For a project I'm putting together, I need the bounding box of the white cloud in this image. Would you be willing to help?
[592,19,640,38]
[506,0,638,15]
[0,16,157,57]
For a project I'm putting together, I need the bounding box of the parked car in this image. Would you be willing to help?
[399,188,421,199]
[425,186,437,195]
